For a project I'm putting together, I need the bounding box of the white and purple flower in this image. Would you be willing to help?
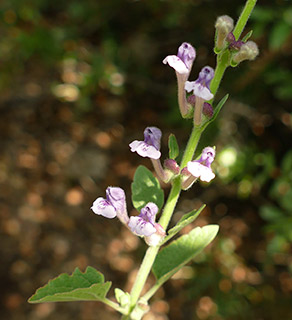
[129,127,162,159]
[163,42,196,75]
[128,202,158,237]
[185,66,214,101]
[91,187,129,224]
[187,146,216,182]
[185,66,215,125]
[128,202,165,243]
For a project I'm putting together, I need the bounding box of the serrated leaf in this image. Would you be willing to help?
[131,165,164,211]
[162,204,206,244]
[152,225,219,283]
[242,30,253,42]
[28,267,111,303]
[168,134,179,160]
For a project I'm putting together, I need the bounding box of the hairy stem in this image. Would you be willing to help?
[128,246,160,311]
[121,1,257,318]
[233,0,257,40]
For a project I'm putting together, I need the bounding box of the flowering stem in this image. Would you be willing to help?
[180,126,204,168]
[158,177,182,229]
[209,50,229,98]
[128,246,160,313]
[233,0,257,40]
[121,2,258,319]
[210,0,257,97]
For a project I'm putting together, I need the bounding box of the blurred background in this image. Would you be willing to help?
[0,0,291,319]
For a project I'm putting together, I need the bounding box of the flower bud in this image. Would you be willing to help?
[215,15,234,50]
[187,94,196,106]
[232,41,259,63]
[164,159,180,175]
[203,102,213,118]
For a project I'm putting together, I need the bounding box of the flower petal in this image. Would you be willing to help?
[129,141,161,159]
[91,197,117,218]
[106,187,129,224]
[184,81,196,92]
[163,55,189,74]
[144,127,162,151]
[187,161,215,182]
[192,83,213,100]
[200,167,215,182]
[140,202,159,224]
[128,216,156,237]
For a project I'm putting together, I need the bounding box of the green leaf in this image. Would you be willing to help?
[202,94,229,130]
[260,205,284,222]
[242,30,253,42]
[162,204,206,244]
[152,225,219,283]
[131,165,164,211]
[28,267,111,303]
[269,22,291,50]
[168,134,179,160]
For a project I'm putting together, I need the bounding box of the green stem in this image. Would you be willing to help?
[103,298,126,314]
[233,0,257,40]
[209,51,229,99]
[128,246,160,311]
[180,126,204,168]
[158,177,181,229]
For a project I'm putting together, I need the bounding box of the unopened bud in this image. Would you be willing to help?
[164,159,180,175]
[232,41,259,63]
[181,167,191,176]
[226,32,236,43]
[203,102,213,118]
[215,15,234,50]
[187,94,196,106]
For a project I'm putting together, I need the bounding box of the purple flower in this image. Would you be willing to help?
[91,197,116,219]
[185,66,215,101]
[91,187,129,223]
[129,127,162,159]
[128,202,159,237]
[163,42,196,75]
[187,147,216,182]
